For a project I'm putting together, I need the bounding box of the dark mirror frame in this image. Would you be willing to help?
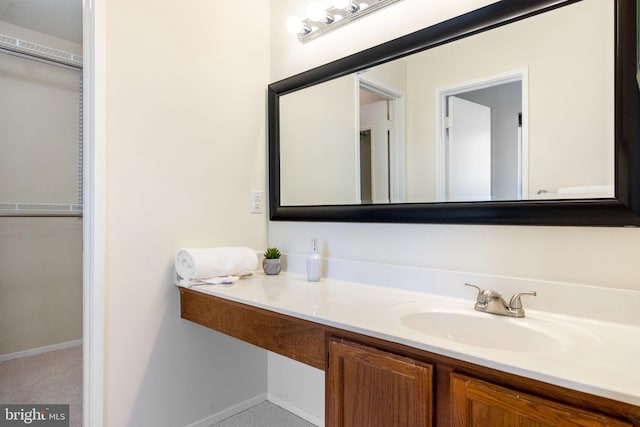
[268,0,640,226]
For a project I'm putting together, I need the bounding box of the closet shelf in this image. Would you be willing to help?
[0,33,82,69]
[0,203,83,217]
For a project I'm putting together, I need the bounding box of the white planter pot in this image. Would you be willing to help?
[263,259,282,275]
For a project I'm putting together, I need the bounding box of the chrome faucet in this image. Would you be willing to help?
[465,283,536,318]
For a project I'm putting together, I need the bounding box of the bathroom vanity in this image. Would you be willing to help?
[178,274,640,426]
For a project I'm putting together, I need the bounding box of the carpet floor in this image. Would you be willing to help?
[212,401,317,427]
[0,347,316,427]
[0,345,82,427]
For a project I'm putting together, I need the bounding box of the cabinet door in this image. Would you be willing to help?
[451,373,631,427]
[327,338,433,427]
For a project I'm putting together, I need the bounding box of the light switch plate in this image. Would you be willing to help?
[249,191,264,214]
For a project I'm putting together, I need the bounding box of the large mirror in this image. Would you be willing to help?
[269,0,640,226]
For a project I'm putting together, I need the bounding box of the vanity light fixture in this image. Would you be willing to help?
[287,0,404,43]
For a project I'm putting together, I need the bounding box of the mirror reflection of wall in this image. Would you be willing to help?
[278,0,615,207]
[279,74,359,206]
[404,0,614,203]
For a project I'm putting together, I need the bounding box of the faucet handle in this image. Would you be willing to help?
[508,291,537,310]
[465,283,502,301]
[465,283,501,304]
[464,283,483,302]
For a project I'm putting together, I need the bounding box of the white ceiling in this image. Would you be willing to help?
[0,0,82,44]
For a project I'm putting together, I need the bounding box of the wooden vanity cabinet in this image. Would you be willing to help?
[326,338,433,427]
[450,373,632,427]
[326,339,635,427]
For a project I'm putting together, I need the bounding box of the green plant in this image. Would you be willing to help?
[264,247,281,259]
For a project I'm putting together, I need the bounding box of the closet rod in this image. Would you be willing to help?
[0,212,82,218]
[0,46,82,71]
[0,203,83,218]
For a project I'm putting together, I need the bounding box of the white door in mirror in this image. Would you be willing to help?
[447,96,491,201]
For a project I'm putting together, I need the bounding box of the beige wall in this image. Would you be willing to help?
[0,22,82,356]
[0,218,82,355]
[102,0,270,425]
[270,0,499,81]
[0,54,81,204]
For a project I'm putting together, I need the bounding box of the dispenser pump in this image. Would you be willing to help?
[306,238,321,282]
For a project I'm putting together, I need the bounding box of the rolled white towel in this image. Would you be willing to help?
[175,247,258,281]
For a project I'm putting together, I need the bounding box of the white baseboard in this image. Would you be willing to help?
[0,339,82,362]
[184,392,323,427]
[185,393,268,427]
[268,393,324,427]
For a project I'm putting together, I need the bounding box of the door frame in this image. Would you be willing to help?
[83,0,105,425]
[359,102,385,203]
[359,77,407,203]
[359,127,374,204]
[435,69,528,201]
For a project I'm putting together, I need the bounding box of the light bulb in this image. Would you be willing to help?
[333,0,359,12]
[332,0,350,8]
[286,16,304,34]
[307,2,326,21]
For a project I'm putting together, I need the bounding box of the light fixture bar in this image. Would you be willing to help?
[297,0,404,44]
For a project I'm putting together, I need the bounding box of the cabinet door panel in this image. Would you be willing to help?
[451,373,631,427]
[327,339,433,427]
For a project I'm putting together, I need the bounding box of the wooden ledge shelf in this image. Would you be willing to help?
[180,286,326,369]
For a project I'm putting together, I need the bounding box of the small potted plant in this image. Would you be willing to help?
[263,247,282,275]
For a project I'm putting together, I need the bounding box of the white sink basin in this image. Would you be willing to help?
[388,304,599,353]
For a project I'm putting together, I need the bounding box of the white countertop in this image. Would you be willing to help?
[180,272,640,406]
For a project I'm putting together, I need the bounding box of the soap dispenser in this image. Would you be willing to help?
[306,238,321,282]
